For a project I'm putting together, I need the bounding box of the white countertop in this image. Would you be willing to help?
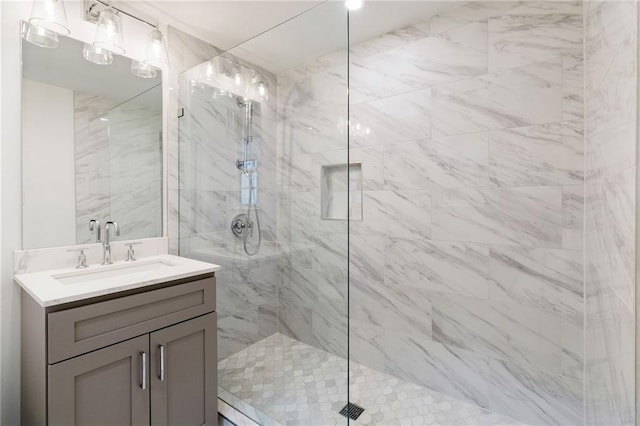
[14,254,221,307]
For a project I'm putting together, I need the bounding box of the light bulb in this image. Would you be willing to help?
[235,73,242,86]
[345,0,363,10]
[204,62,214,78]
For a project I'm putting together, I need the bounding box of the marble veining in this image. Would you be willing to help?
[431,58,563,137]
[432,293,563,374]
[488,246,583,322]
[487,1,583,73]
[384,238,491,299]
[488,120,583,187]
[432,186,563,247]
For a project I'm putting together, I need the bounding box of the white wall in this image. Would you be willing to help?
[0,2,4,422]
[1,4,23,425]
[22,79,76,249]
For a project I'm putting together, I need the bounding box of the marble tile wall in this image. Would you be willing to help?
[74,92,162,244]
[169,28,281,360]
[277,2,585,425]
[584,1,637,425]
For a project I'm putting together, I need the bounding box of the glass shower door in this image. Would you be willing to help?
[177,2,349,424]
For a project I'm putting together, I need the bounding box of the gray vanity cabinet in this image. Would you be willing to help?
[21,274,217,426]
[48,335,150,426]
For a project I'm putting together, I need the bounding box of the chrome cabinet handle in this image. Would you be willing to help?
[158,344,165,381]
[140,351,147,390]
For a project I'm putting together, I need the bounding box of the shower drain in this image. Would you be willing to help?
[339,402,365,420]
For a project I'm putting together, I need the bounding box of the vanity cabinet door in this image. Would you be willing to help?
[150,313,217,426]
[48,335,150,426]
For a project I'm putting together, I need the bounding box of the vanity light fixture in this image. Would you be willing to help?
[28,0,70,35]
[345,0,364,10]
[197,57,269,102]
[22,21,60,48]
[84,0,169,75]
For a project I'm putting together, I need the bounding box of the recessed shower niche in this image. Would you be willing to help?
[321,162,362,221]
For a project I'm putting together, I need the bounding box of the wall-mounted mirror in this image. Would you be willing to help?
[21,28,163,249]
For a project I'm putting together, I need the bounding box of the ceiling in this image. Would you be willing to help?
[127,1,325,52]
[126,0,461,72]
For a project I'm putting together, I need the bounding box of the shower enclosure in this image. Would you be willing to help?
[176,1,637,425]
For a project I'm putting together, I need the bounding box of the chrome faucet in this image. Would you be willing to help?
[89,219,101,243]
[103,221,120,265]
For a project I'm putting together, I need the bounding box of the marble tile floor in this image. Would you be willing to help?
[218,333,525,426]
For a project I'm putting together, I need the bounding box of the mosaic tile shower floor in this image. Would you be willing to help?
[218,334,525,426]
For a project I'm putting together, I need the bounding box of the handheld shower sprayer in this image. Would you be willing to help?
[231,97,261,256]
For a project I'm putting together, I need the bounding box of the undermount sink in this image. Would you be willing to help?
[52,259,177,285]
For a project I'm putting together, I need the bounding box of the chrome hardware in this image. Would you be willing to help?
[89,219,101,243]
[66,247,89,269]
[231,213,253,238]
[76,250,87,269]
[102,221,120,265]
[140,351,147,390]
[125,242,141,262]
[158,344,165,381]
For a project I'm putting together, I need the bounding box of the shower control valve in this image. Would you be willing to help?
[231,214,253,239]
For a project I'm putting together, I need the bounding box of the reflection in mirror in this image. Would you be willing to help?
[22,31,162,249]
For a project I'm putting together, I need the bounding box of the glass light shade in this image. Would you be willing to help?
[22,21,59,48]
[255,81,268,101]
[131,59,158,79]
[29,0,70,35]
[83,43,113,65]
[144,28,169,68]
[198,61,217,82]
[216,57,237,80]
[93,8,125,55]
[235,66,253,95]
